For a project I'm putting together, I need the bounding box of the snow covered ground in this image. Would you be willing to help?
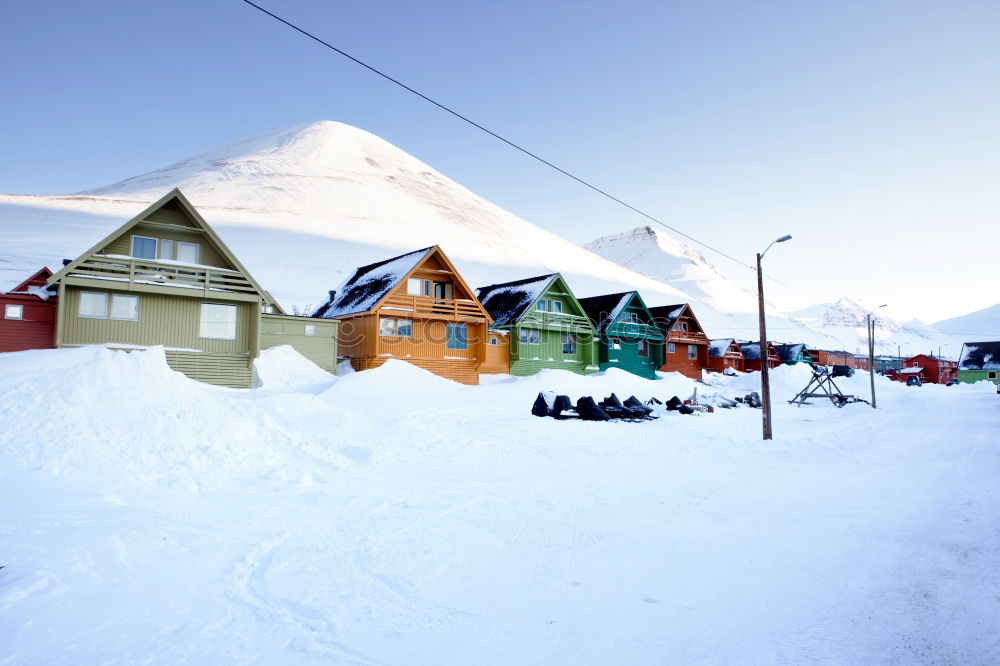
[1,348,998,665]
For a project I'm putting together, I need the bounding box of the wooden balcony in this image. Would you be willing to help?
[60,255,260,301]
[380,294,489,322]
[518,311,594,333]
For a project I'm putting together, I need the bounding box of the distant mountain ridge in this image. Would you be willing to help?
[932,303,1000,343]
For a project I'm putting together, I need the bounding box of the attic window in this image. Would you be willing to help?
[4,304,23,320]
[406,278,427,296]
[536,299,547,312]
[679,322,688,332]
[625,312,640,324]
[132,235,157,259]
[552,301,562,313]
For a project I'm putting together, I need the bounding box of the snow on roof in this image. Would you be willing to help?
[737,341,774,360]
[958,341,1000,370]
[774,343,808,362]
[312,247,432,318]
[899,367,924,374]
[578,292,634,333]
[475,274,556,328]
[708,338,738,358]
[647,304,686,331]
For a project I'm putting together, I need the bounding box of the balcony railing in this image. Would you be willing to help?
[380,294,488,321]
[65,255,258,297]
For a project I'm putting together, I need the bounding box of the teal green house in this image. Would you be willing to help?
[957,341,1000,386]
[475,273,598,376]
[578,291,664,379]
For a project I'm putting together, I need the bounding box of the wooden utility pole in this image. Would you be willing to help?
[757,252,772,440]
[868,314,876,409]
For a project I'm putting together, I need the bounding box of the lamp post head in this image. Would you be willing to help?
[775,234,792,243]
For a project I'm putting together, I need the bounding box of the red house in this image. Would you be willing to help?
[648,303,710,379]
[0,267,58,353]
[707,338,745,373]
[895,354,958,384]
[738,341,781,372]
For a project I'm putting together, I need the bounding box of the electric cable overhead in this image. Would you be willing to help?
[241,0,813,294]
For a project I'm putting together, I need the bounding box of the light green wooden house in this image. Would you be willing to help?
[957,341,1000,386]
[47,189,337,387]
[475,273,598,376]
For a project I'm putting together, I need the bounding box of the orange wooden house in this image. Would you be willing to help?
[738,341,781,371]
[707,338,744,373]
[648,303,709,379]
[312,246,492,385]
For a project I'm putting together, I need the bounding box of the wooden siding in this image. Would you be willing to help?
[164,351,252,388]
[61,287,255,355]
[260,314,339,373]
[480,332,510,374]
[101,223,233,270]
[0,294,57,352]
[662,341,708,379]
[510,328,596,376]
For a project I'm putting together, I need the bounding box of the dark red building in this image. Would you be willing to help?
[894,354,958,384]
[0,268,57,353]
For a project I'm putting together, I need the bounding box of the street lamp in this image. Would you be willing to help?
[867,304,887,409]
[757,234,792,440]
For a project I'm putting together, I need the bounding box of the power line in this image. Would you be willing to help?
[240,0,819,301]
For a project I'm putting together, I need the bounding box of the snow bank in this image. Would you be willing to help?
[252,345,335,389]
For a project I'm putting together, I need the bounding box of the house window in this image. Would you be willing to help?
[552,301,562,313]
[989,371,997,380]
[625,312,640,324]
[176,242,200,265]
[447,323,467,350]
[4,304,23,320]
[433,282,453,299]
[562,333,577,354]
[611,338,621,350]
[200,303,237,340]
[519,329,540,344]
[679,322,688,332]
[490,336,498,345]
[79,292,109,318]
[912,362,919,367]
[110,294,139,321]
[131,235,157,259]
[379,318,412,337]
[668,342,676,354]
[406,278,423,296]
[536,299,547,312]
[638,339,649,357]
[724,358,730,365]
[687,344,698,360]
[304,324,316,336]
[159,239,174,260]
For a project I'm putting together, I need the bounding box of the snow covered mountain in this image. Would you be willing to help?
[932,303,1000,343]
[790,298,962,357]
[1,121,701,313]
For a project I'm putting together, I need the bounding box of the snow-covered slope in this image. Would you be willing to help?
[791,298,962,357]
[2,121,699,314]
[933,303,1000,343]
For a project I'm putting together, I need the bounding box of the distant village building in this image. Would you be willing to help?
[47,189,336,387]
[314,245,491,385]
[0,267,57,353]
[956,342,1000,386]
[475,273,597,376]
[809,349,856,367]
[892,354,957,385]
[707,338,744,373]
[647,303,709,379]
[578,291,664,379]
[738,341,781,372]
[774,343,812,365]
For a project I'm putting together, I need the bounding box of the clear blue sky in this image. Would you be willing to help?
[2,0,998,322]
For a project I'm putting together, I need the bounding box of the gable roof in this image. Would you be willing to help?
[313,247,432,319]
[957,342,1000,370]
[3,267,54,295]
[647,303,707,338]
[737,341,777,361]
[708,338,741,358]
[47,189,282,312]
[475,274,558,328]
[578,292,635,333]
[774,343,810,362]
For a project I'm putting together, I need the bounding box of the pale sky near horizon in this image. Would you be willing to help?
[2,0,998,323]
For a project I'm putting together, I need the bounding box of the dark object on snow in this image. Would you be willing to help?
[624,395,653,415]
[576,396,611,421]
[678,404,695,415]
[532,393,553,417]
[552,394,574,417]
[601,393,624,409]
[665,396,684,411]
[831,364,854,378]
[906,376,922,387]
[646,396,663,405]
[598,393,647,419]
[744,391,762,408]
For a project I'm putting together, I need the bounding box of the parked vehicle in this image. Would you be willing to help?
[906,376,922,387]
[945,378,960,386]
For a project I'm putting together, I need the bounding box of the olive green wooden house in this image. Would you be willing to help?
[475,273,598,376]
[578,291,664,379]
[47,189,338,387]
